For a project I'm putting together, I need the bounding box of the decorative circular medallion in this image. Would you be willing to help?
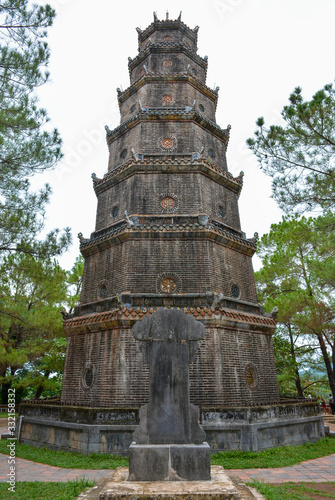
[245,364,258,389]
[130,103,137,113]
[82,366,95,389]
[199,104,205,112]
[163,94,173,104]
[208,148,215,159]
[161,277,177,293]
[156,272,181,294]
[120,148,127,159]
[158,192,178,213]
[163,60,173,68]
[231,283,240,299]
[112,206,119,218]
[161,196,175,209]
[161,138,174,149]
[164,36,172,42]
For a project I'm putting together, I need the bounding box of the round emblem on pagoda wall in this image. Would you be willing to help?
[159,134,177,152]
[111,206,119,218]
[158,192,178,213]
[157,272,181,294]
[245,363,258,390]
[97,281,108,299]
[162,138,174,149]
[163,60,173,68]
[231,283,240,299]
[82,365,95,389]
[164,36,172,42]
[162,94,174,104]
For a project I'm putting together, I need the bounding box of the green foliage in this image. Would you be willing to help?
[255,215,335,397]
[66,255,84,314]
[0,0,71,256]
[247,83,335,213]
[0,253,68,399]
[0,479,95,500]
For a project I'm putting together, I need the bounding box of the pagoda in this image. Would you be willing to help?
[19,13,324,454]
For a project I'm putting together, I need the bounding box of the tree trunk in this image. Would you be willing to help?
[287,322,304,398]
[317,332,335,397]
[34,370,50,399]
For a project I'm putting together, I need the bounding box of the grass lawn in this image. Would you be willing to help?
[211,436,335,469]
[0,439,128,469]
[247,480,335,500]
[0,478,94,500]
[0,436,335,470]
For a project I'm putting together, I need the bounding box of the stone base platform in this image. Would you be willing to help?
[98,466,260,500]
[17,402,325,455]
[129,443,211,481]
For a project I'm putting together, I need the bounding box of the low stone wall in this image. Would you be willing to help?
[18,402,325,455]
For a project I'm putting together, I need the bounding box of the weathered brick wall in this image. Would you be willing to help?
[94,172,240,233]
[61,324,279,408]
[120,82,216,124]
[107,121,228,172]
[130,52,207,85]
[80,238,257,305]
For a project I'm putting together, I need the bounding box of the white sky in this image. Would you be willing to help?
[32,0,335,271]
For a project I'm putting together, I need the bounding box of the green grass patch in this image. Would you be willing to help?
[0,478,94,500]
[0,436,335,470]
[247,480,335,500]
[211,436,335,469]
[0,413,18,419]
[0,439,128,469]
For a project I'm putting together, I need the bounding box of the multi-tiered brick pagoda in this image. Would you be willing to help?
[19,13,324,454]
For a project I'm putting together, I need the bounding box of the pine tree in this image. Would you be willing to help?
[0,0,70,256]
[247,83,335,214]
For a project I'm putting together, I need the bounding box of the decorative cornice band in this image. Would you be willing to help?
[63,305,276,336]
[93,158,243,195]
[79,220,256,257]
[117,74,218,106]
[106,109,229,144]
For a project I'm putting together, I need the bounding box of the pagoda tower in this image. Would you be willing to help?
[61,12,280,410]
[19,14,323,455]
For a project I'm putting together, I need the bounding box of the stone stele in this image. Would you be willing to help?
[128,309,211,481]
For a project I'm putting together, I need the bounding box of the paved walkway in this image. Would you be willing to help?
[0,420,335,484]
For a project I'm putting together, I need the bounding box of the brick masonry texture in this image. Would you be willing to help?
[94,171,240,233]
[61,16,279,410]
[107,120,228,172]
[61,322,279,408]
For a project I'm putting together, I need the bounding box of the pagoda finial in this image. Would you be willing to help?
[153,11,158,22]
[178,11,182,21]
[166,10,169,20]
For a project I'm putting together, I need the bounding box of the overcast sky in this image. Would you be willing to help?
[32,0,335,270]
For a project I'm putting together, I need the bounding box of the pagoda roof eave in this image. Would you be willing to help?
[117,74,218,107]
[137,19,199,46]
[106,109,230,145]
